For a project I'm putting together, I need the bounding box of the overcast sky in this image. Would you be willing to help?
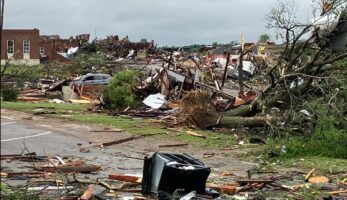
[4,0,314,46]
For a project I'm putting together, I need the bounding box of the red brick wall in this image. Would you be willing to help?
[1,29,40,60]
[39,37,79,63]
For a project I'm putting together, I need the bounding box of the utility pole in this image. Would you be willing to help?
[0,0,5,68]
[238,34,245,97]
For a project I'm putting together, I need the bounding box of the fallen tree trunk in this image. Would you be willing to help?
[224,100,261,117]
[220,116,267,128]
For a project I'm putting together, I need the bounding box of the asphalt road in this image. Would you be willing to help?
[1,109,254,179]
[1,115,81,155]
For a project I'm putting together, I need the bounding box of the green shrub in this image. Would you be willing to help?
[103,70,139,111]
[1,88,18,101]
[266,97,347,159]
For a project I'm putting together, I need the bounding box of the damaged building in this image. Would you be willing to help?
[1,28,89,65]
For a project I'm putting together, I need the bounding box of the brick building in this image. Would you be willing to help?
[39,35,79,63]
[1,28,89,65]
[1,29,41,65]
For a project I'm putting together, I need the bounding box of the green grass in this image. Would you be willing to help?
[69,113,167,135]
[173,129,236,149]
[265,92,347,159]
[1,101,86,113]
[281,156,347,174]
[68,114,236,148]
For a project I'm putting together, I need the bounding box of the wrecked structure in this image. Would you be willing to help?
[39,33,90,63]
[93,35,156,60]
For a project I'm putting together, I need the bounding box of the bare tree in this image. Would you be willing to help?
[226,0,347,117]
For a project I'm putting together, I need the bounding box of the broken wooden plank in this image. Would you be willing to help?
[203,152,215,158]
[108,173,142,183]
[101,136,143,147]
[1,171,47,178]
[186,130,206,138]
[17,97,46,102]
[0,152,47,161]
[304,168,315,181]
[80,184,95,200]
[80,135,143,152]
[158,143,188,148]
[195,82,235,100]
[206,183,237,195]
[308,176,329,184]
[327,189,347,195]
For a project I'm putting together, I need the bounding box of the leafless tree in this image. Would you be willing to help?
[226,0,347,118]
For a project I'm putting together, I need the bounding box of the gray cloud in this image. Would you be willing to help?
[4,0,313,46]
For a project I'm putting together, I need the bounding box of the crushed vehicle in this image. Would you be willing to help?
[72,73,113,98]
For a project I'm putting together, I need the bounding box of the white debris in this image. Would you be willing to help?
[299,109,312,117]
[49,99,65,104]
[142,93,166,109]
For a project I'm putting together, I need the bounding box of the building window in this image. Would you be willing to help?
[40,47,45,55]
[23,40,30,53]
[7,40,14,54]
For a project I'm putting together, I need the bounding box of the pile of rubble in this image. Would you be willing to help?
[2,150,346,200]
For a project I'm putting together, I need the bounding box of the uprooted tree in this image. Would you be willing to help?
[188,0,347,131]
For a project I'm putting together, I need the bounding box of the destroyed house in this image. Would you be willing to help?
[1,29,41,66]
[96,35,155,59]
[39,35,79,63]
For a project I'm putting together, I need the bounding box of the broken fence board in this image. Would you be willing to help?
[108,173,142,183]
[80,184,95,200]
[328,190,347,195]
[304,168,315,181]
[1,171,47,178]
[158,143,188,148]
[186,130,206,138]
[206,183,237,195]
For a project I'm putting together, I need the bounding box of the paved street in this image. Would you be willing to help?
[1,115,81,155]
[0,109,254,179]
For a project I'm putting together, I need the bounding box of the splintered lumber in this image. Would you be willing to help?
[195,82,235,100]
[158,143,188,148]
[80,184,95,200]
[308,176,329,184]
[101,136,143,147]
[206,183,237,195]
[1,171,47,178]
[37,164,100,173]
[186,130,206,138]
[328,190,347,195]
[17,97,45,102]
[108,173,142,183]
[203,152,215,158]
[0,152,47,161]
[80,136,143,152]
[304,168,315,181]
